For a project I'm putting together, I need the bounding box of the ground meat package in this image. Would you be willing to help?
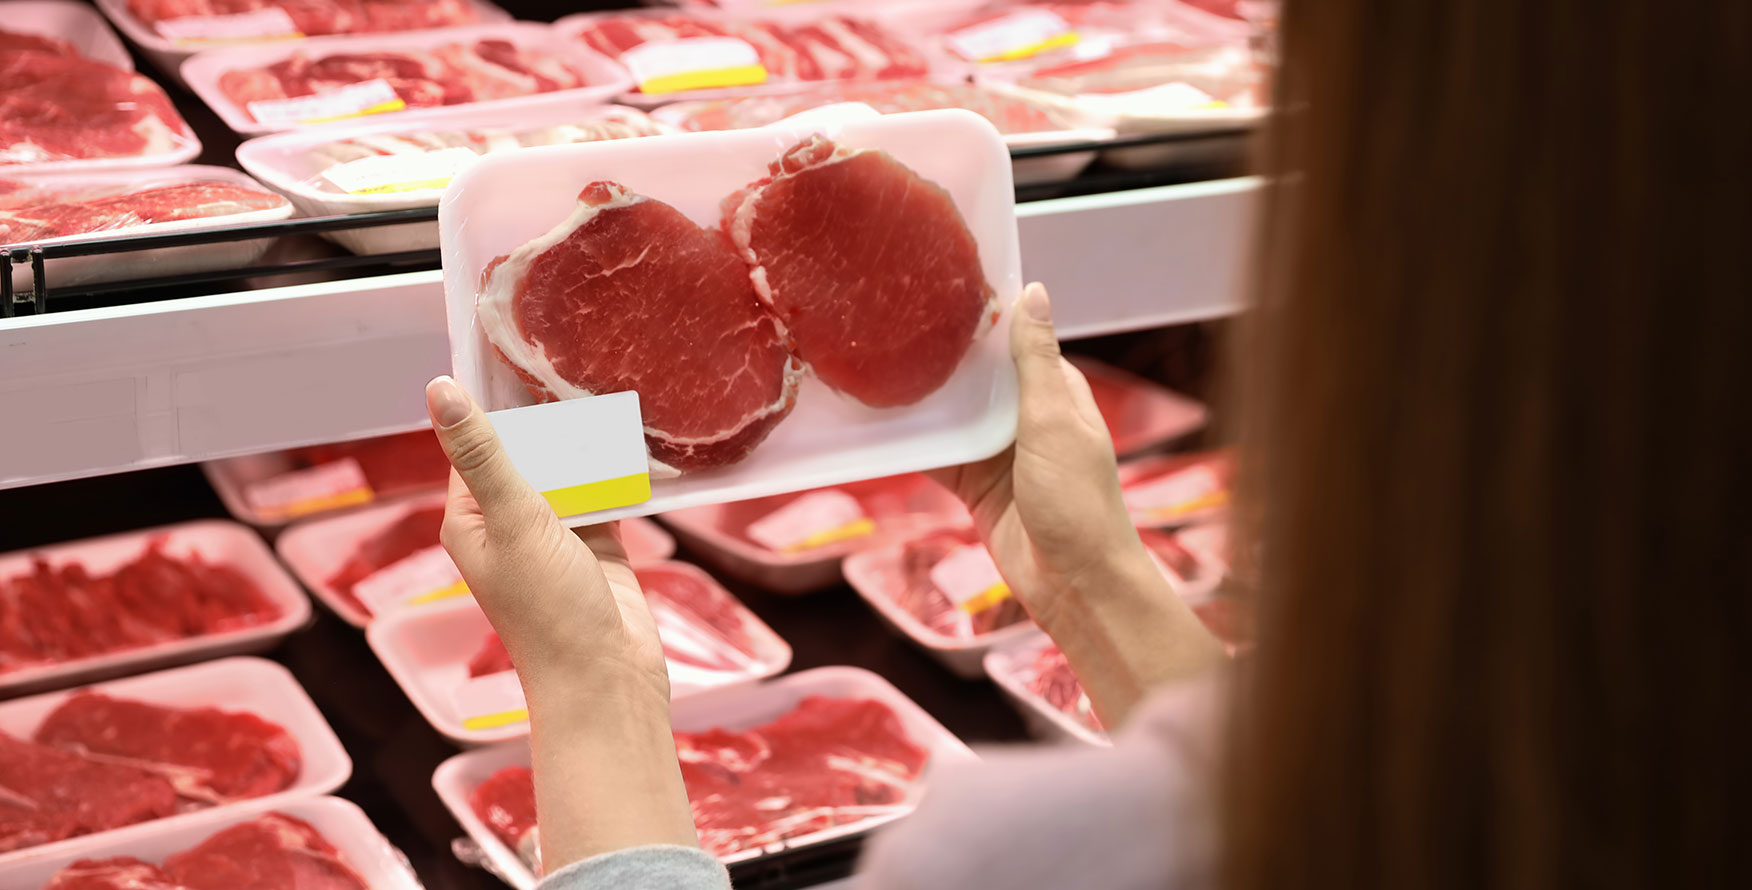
[201,429,452,529]
[0,796,421,890]
[431,666,977,888]
[365,565,791,744]
[180,22,632,136]
[657,473,969,594]
[0,521,309,697]
[276,491,677,627]
[0,166,291,290]
[439,108,1021,527]
[0,657,351,863]
[236,98,670,255]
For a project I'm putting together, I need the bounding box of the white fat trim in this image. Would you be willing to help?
[815,18,890,75]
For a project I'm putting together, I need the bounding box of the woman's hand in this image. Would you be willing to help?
[424,376,699,869]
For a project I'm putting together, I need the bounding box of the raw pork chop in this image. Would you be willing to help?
[478,182,801,474]
[34,693,301,804]
[39,857,190,890]
[723,135,995,407]
[0,181,288,246]
[162,812,368,890]
[0,51,193,165]
[0,731,178,853]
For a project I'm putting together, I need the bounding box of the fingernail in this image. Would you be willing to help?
[1021,283,1052,324]
[427,376,472,428]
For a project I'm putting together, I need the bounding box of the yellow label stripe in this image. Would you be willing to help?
[542,472,652,517]
[270,487,373,521]
[787,517,877,552]
[302,97,407,125]
[958,582,1013,614]
[350,177,455,195]
[1145,490,1230,521]
[979,31,1080,63]
[406,580,471,606]
[462,708,529,731]
[640,64,768,96]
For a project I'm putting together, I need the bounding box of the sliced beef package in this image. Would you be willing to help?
[0,45,196,169]
[324,505,447,615]
[34,812,370,890]
[0,732,178,854]
[0,175,286,246]
[660,81,1073,135]
[124,0,481,37]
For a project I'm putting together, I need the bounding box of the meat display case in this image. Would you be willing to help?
[1,3,1248,888]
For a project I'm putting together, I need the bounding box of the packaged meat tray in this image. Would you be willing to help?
[0,520,310,697]
[983,629,1109,746]
[553,9,938,106]
[180,22,632,136]
[4,1,135,71]
[432,665,977,888]
[201,428,451,529]
[366,565,790,745]
[0,796,422,890]
[95,0,511,85]
[658,474,969,595]
[1119,449,1234,529]
[1,33,201,174]
[652,80,1115,186]
[236,98,669,255]
[277,491,676,627]
[1067,355,1208,455]
[0,657,351,862]
[440,108,1021,526]
[0,166,291,290]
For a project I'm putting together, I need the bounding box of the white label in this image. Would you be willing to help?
[930,544,1012,613]
[156,8,301,43]
[1112,81,1223,109]
[487,391,651,518]
[1124,465,1225,521]
[248,78,405,126]
[745,490,872,552]
[946,10,1077,62]
[353,545,467,617]
[452,670,528,732]
[621,37,767,94]
[243,457,372,519]
[1176,522,1231,570]
[320,146,480,195]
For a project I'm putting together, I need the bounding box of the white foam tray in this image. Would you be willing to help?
[982,629,1110,747]
[8,0,134,69]
[199,431,443,531]
[0,520,312,698]
[277,490,676,627]
[441,108,1020,526]
[1,166,289,289]
[365,568,791,745]
[237,97,671,255]
[95,0,511,85]
[181,22,633,136]
[1118,450,1233,529]
[0,657,353,865]
[843,538,1038,680]
[432,665,978,889]
[0,796,422,889]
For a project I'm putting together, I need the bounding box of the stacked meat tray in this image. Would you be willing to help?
[1,1,1263,888]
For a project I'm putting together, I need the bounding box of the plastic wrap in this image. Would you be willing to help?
[3,2,135,70]
[236,100,668,254]
[983,630,1108,745]
[1066,355,1208,455]
[201,429,450,528]
[0,658,350,864]
[433,667,977,887]
[181,23,632,135]
[441,108,1020,526]
[0,521,310,697]
[0,798,419,890]
[367,564,791,744]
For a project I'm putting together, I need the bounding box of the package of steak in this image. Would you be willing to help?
[366,563,791,745]
[983,628,1111,746]
[277,490,676,627]
[0,657,351,864]
[1118,448,1234,529]
[180,22,632,137]
[439,108,1022,526]
[431,666,977,888]
[201,429,451,530]
[0,796,421,890]
[1065,355,1209,455]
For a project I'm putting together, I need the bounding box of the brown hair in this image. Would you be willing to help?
[1224,1,1750,889]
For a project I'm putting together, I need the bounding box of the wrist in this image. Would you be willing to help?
[1033,535,1164,634]
[521,653,673,719]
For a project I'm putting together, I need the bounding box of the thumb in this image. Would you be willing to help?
[1010,282,1073,425]
[425,376,546,526]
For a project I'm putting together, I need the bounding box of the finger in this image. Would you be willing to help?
[1010,283,1075,426]
[575,522,628,568]
[426,376,546,527]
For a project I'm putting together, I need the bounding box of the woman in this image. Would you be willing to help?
[420,0,1749,886]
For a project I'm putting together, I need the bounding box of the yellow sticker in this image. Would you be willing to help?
[489,391,655,521]
[245,458,374,521]
[790,517,877,551]
[462,708,531,731]
[541,472,653,518]
[622,37,769,95]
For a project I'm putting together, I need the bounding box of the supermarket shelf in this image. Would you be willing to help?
[0,177,1257,492]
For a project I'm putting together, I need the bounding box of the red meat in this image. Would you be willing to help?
[671,82,1068,135]
[573,14,927,91]
[1025,641,1104,732]
[125,0,477,36]
[0,181,287,246]
[0,731,179,853]
[723,135,995,407]
[0,28,78,56]
[39,857,190,890]
[467,765,538,865]
[466,633,513,678]
[0,52,192,165]
[324,505,447,614]
[887,529,1028,638]
[478,182,801,474]
[34,693,301,804]
[162,813,368,890]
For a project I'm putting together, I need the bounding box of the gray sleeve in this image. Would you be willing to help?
[535,844,730,890]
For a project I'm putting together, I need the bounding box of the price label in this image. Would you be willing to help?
[488,391,652,519]
[745,490,874,552]
[930,544,1012,614]
[452,670,528,732]
[320,146,480,194]
[244,458,372,521]
[946,10,1080,63]
[1123,465,1228,523]
[247,79,407,126]
[622,37,768,95]
[156,9,302,45]
[352,545,469,617]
